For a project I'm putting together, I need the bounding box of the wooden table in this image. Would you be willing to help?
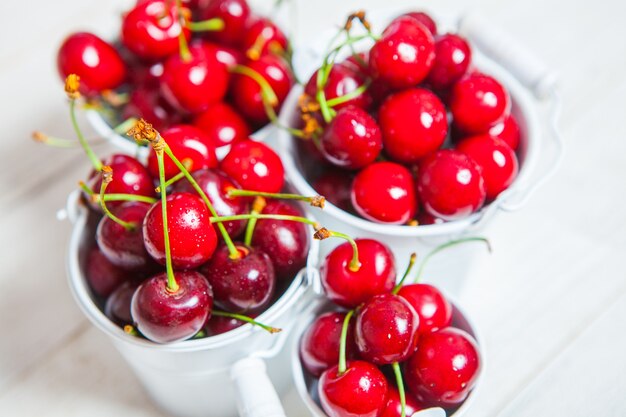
[1,0,625,416]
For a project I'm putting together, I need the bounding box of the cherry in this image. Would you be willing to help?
[147,125,218,180]
[379,88,447,164]
[205,314,245,336]
[416,211,445,226]
[161,42,230,114]
[126,60,164,90]
[143,192,217,269]
[85,247,131,298]
[369,16,435,89]
[121,0,190,60]
[416,150,486,220]
[122,87,182,132]
[319,360,388,417]
[57,32,127,96]
[131,270,213,343]
[105,281,138,326]
[427,33,472,90]
[300,311,357,377]
[220,140,285,193]
[401,11,437,36]
[351,162,417,224]
[404,327,481,407]
[312,170,353,212]
[450,73,510,134]
[305,63,372,111]
[200,243,275,313]
[457,134,519,200]
[397,284,452,334]
[241,17,288,59]
[199,0,251,47]
[488,113,521,150]
[250,200,310,280]
[381,385,426,417]
[321,239,396,308]
[214,43,246,68]
[354,294,420,364]
[193,102,251,148]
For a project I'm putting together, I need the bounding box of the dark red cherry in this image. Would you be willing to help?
[488,114,521,150]
[300,311,357,377]
[85,247,131,298]
[143,192,217,269]
[147,124,218,180]
[220,140,285,193]
[397,284,452,334]
[199,0,251,47]
[404,327,481,407]
[105,281,138,326]
[200,243,275,313]
[241,17,288,58]
[352,162,418,224]
[313,170,353,212]
[380,385,426,417]
[57,32,127,96]
[122,87,182,132]
[427,33,472,90]
[457,134,519,200]
[193,102,251,148]
[319,106,382,170]
[379,88,447,164]
[319,361,388,417]
[416,150,486,220]
[173,168,250,238]
[250,200,309,280]
[304,63,372,111]
[131,270,213,343]
[355,294,420,364]
[205,314,246,336]
[127,60,164,89]
[450,73,510,134]
[121,0,190,60]
[321,239,396,308]
[401,11,437,36]
[369,16,435,89]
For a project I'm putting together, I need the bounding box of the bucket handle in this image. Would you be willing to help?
[231,357,287,417]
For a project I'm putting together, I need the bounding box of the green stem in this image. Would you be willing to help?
[187,18,224,32]
[70,99,102,171]
[113,117,139,135]
[230,65,278,106]
[175,0,191,62]
[414,237,491,283]
[392,253,417,295]
[212,310,281,334]
[103,194,157,204]
[338,309,355,375]
[210,213,319,227]
[243,197,266,247]
[327,230,360,272]
[32,131,76,148]
[392,362,407,417]
[326,82,370,108]
[227,189,325,208]
[156,150,179,293]
[157,170,186,192]
[99,173,137,232]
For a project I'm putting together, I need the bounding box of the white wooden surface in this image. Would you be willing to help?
[1,0,625,416]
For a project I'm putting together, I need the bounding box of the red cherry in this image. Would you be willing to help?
[380,385,426,417]
[319,106,382,169]
[352,162,418,224]
[401,11,437,36]
[214,43,246,68]
[205,314,246,336]
[105,281,138,326]
[299,311,357,377]
[121,0,190,60]
[199,0,251,47]
[488,114,521,150]
[193,102,251,148]
[457,134,519,200]
[131,270,213,343]
[122,87,182,132]
[220,140,285,193]
[57,32,127,96]
[404,327,481,407]
[321,239,396,308]
[143,192,217,269]
[379,88,447,164]
[369,16,435,89]
[319,361,388,417]
[416,211,445,225]
[305,63,372,111]
[416,150,486,220]
[312,169,354,212]
[397,284,452,334]
[85,247,131,298]
[161,43,230,115]
[126,60,164,89]
[241,17,288,58]
[427,34,472,90]
[450,73,510,134]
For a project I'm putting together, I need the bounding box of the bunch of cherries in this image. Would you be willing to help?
[300,237,485,417]
[56,0,294,146]
[293,10,521,225]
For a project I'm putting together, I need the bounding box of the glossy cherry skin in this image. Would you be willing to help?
[121,0,190,60]
[379,88,447,164]
[57,32,127,96]
[85,247,131,298]
[450,73,510,134]
[416,211,446,226]
[105,281,138,326]
[355,294,420,364]
[381,385,426,417]
[457,134,519,200]
[300,311,357,377]
[199,0,250,47]
[143,192,217,269]
[427,34,472,90]
[173,168,250,238]
[397,284,452,334]
[352,162,418,224]
[193,102,251,148]
[369,16,435,89]
[250,200,309,280]
[147,125,218,180]
[401,11,437,35]
[131,270,213,343]
[220,140,285,193]
[200,243,275,313]
[320,239,396,308]
[241,17,288,58]
[304,63,372,111]
[488,113,521,150]
[122,87,182,132]
[214,43,246,69]
[416,150,486,220]
[205,314,246,336]
[404,327,481,407]
[319,361,389,417]
[313,170,354,212]
[96,201,153,271]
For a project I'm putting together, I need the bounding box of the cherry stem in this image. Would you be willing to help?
[392,362,407,417]
[327,230,361,272]
[69,99,102,171]
[175,0,191,62]
[98,167,137,231]
[212,310,282,334]
[187,18,224,32]
[392,253,417,295]
[326,81,370,108]
[227,189,326,208]
[244,197,266,247]
[32,131,76,148]
[113,117,139,135]
[155,159,192,192]
[156,149,179,293]
[192,329,207,339]
[230,65,278,106]
[124,325,139,336]
[414,237,491,283]
[210,213,319,227]
[338,309,354,375]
